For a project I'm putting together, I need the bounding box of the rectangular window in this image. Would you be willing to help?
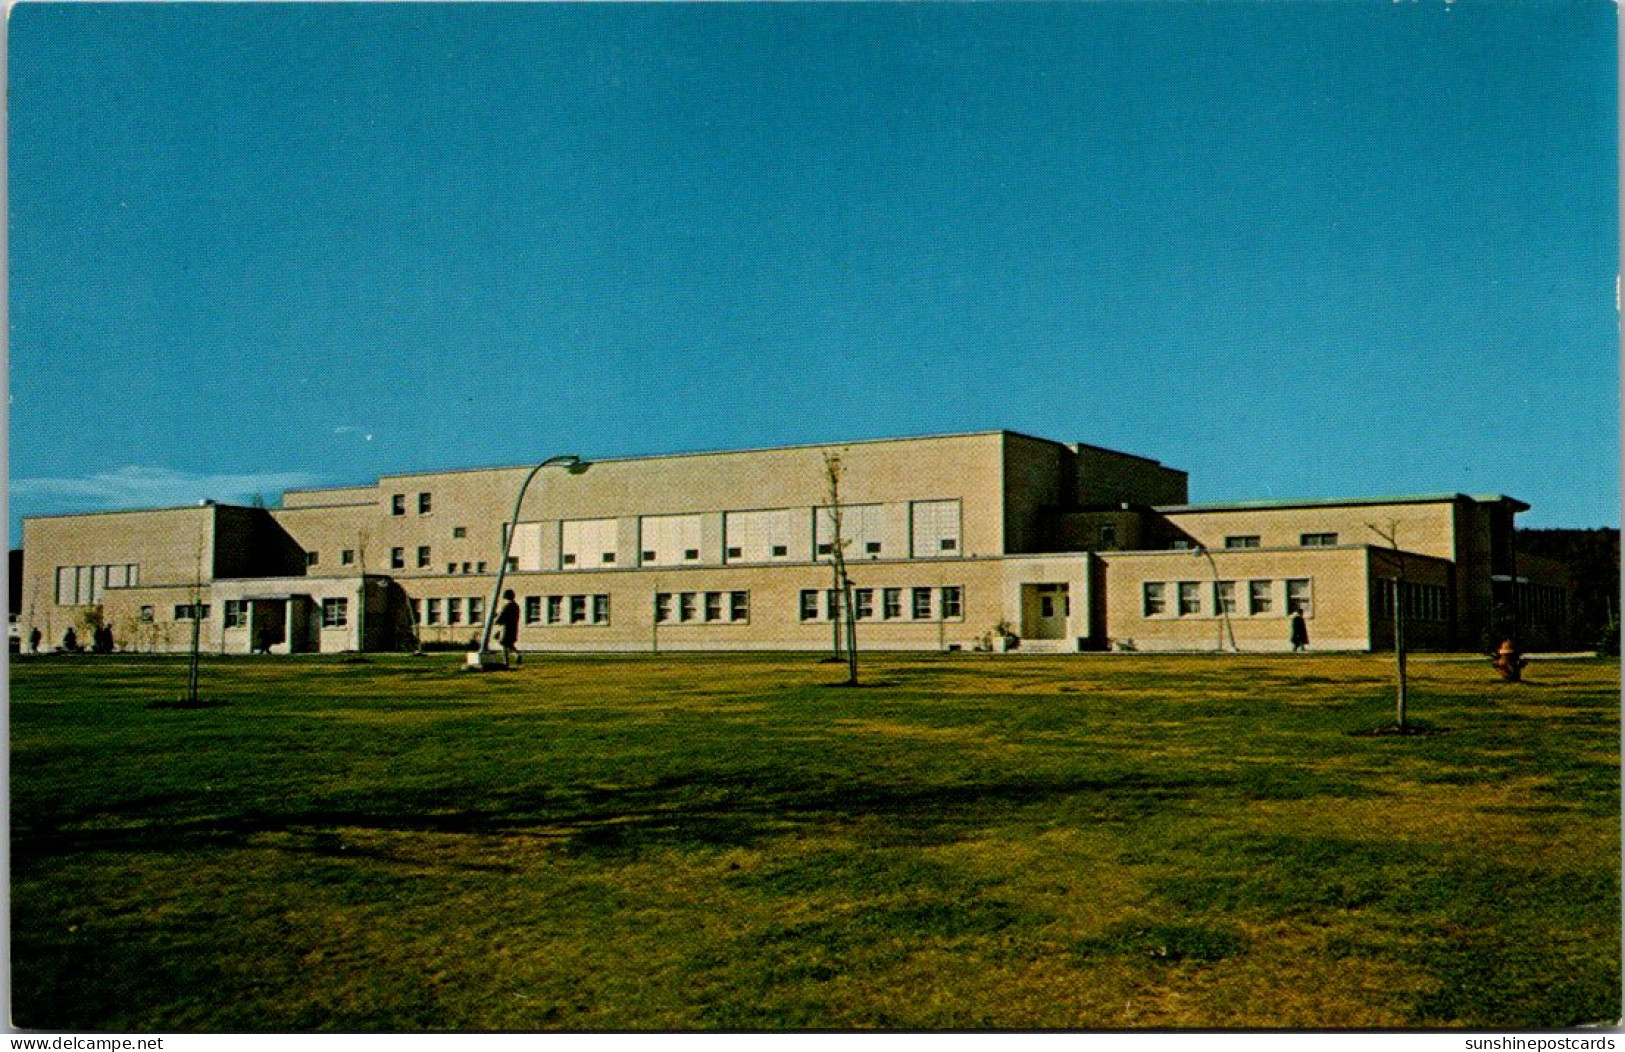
[941,586,963,619]
[678,593,695,623]
[730,591,749,622]
[224,600,249,628]
[525,596,542,625]
[322,598,349,628]
[507,556,518,571]
[1249,580,1274,615]
[1177,581,1201,616]
[854,588,874,620]
[864,541,882,555]
[1214,580,1237,615]
[910,499,962,559]
[1143,582,1167,617]
[417,546,431,568]
[412,599,423,626]
[1301,533,1338,547]
[639,514,704,566]
[447,598,463,625]
[1098,524,1118,547]
[592,595,610,625]
[390,547,405,570]
[561,518,617,570]
[912,587,933,620]
[724,509,799,563]
[140,605,154,623]
[342,549,355,566]
[418,492,432,515]
[569,595,587,624]
[1225,535,1260,549]
[655,593,672,624]
[1286,579,1312,616]
[306,551,320,567]
[799,590,819,622]
[453,526,467,539]
[827,590,842,620]
[469,596,485,625]
[391,494,405,516]
[476,562,486,573]
[426,598,442,625]
[704,592,723,622]
[174,603,211,621]
[448,563,458,574]
[1171,539,1196,551]
[601,552,616,564]
[882,588,902,620]
[817,503,884,562]
[547,596,563,624]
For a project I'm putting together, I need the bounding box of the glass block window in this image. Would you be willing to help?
[561,518,617,570]
[639,514,703,566]
[815,503,884,561]
[910,499,961,558]
[724,508,799,563]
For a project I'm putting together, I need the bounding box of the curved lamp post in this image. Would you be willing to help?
[1191,543,1238,653]
[472,454,585,666]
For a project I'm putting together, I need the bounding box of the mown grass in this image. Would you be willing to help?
[9,651,1619,1030]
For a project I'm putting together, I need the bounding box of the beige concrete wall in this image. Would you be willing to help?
[1160,501,1461,560]
[20,507,217,645]
[1002,434,1072,555]
[1074,444,1188,506]
[1099,547,1375,652]
[400,557,1010,653]
[280,485,379,509]
[100,583,216,654]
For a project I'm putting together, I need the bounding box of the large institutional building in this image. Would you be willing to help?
[18,430,1573,655]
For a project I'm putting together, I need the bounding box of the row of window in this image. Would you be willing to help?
[655,591,750,624]
[1517,583,1566,627]
[1372,580,1450,622]
[391,492,434,516]
[1170,533,1340,552]
[513,500,964,572]
[799,586,964,623]
[55,564,141,606]
[1143,579,1313,618]
[412,595,488,627]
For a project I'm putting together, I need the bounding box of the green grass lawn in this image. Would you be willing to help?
[10,651,1619,1030]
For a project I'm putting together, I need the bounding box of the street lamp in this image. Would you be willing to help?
[1191,543,1238,653]
[470,454,586,668]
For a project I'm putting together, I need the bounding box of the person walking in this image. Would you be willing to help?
[495,589,522,668]
[1289,609,1309,652]
[28,626,41,654]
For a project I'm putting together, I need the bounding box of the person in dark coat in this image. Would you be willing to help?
[495,589,522,668]
[1290,609,1309,652]
[28,626,41,654]
[61,627,79,653]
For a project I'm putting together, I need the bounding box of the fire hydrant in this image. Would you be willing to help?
[1492,639,1528,682]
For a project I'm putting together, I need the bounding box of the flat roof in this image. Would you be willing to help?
[1156,493,1530,514]
[285,429,1176,491]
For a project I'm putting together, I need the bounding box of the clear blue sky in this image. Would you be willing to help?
[9,0,1618,545]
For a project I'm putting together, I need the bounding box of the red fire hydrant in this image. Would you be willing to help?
[1492,639,1528,683]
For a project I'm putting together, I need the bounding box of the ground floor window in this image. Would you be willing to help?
[941,586,963,619]
[525,596,542,625]
[448,598,463,625]
[802,585,961,622]
[426,598,442,625]
[1177,581,1201,616]
[321,598,348,628]
[174,603,210,621]
[1143,582,1166,617]
[223,600,249,629]
[1285,579,1312,616]
[660,591,747,625]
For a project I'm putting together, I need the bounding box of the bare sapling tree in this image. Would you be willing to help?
[185,524,207,705]
[1368,520,1409,731]
[823,450,860,686]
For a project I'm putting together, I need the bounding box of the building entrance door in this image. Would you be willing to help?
[249,599,287,654]
[1022,583,1070,640]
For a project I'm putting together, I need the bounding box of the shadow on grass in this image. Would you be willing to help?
[13,765,1305,865]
